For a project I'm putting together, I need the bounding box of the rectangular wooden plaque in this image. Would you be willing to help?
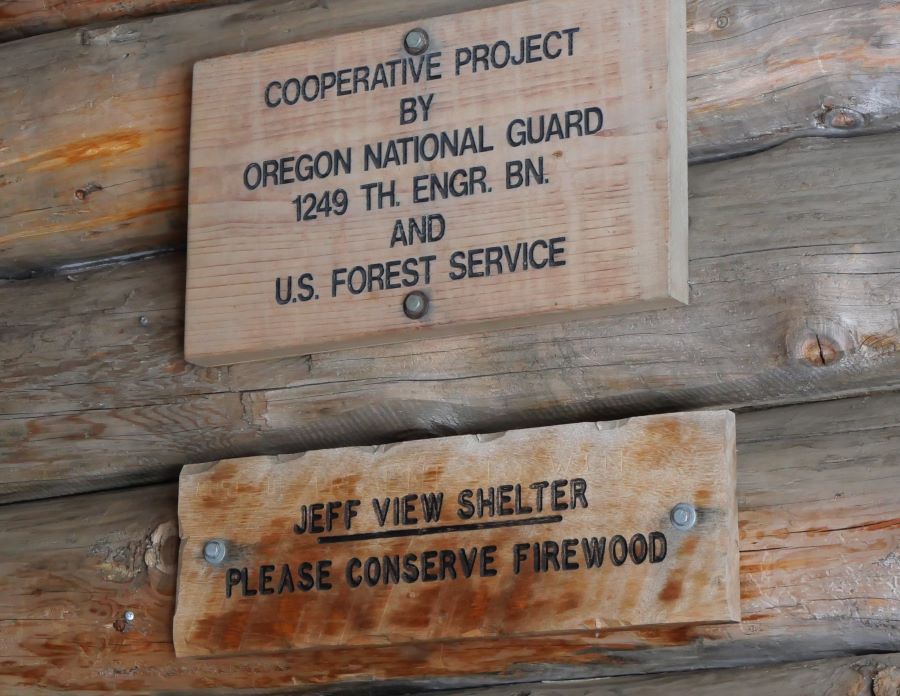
[174,412,738,657]
[184,0,687,366]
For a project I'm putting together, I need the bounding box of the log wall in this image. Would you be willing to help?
[0,0,898,693]
[1,394,898,692]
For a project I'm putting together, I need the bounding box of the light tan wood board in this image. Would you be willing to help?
[184,0,687,365]
[174,412,738,657]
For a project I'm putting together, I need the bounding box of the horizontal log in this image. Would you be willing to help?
[2,133,899,503]
[0,0,243,43]
[433,653,900,695]
[0,0,898,275]
[0,393,897,693]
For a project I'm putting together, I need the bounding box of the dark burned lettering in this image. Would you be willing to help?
[630,533,649,564]
[448,237,567,282]
[368,493,444,528]
[391,215,446,248]
[243,149,351,189]
[512,532,669,575]
[610,535,628,566]
[457,478,585,519]
[331,256,436,298]
[413,166,489,203]
[364,127,493,171]
[344,546,497,588]
[224,479,673,598]
[294,499,360,535]
[261,26,580,108]
[455,28,580,75]
[275,274,315,306]
[265,53,443,108]
[226,561,333,597]
[507,107,603,147]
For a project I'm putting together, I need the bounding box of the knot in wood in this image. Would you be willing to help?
[799,334,844,367]
[817,104,865,130]
[874,666,900,696]
[825,107,864,130]
[787,319,853,368]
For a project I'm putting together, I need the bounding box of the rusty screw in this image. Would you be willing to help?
[404,28,429,55]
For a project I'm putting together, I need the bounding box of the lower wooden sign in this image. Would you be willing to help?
[174,411,739,657]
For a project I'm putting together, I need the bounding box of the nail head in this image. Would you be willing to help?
[124,610,135,622]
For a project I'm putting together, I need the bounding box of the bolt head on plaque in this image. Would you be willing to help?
[403,291,429,320]
[403,28,429,55]
[203,539,227,564]
[670,503,697,530]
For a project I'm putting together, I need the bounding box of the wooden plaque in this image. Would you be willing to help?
[184,0,687,365]
[174,412,738,657]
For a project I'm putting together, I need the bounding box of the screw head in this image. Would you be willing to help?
[670,503,697,530]
[403,291,429,320]
[203,539,226,564]
[404,28,429,55]
[715,14,729,29]
[139,315,150,327]
[124,610,135,622]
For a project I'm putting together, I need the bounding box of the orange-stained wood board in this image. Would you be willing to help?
[184,0,688,365]
[174,411,738,657]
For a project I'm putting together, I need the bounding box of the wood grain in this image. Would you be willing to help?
[432,653,900,695]
[0,393,896,692]
[0,0,243,43]
[175,413,739,656]
[0,0,897,276]
[2,133,899,503]
[185,0,688,364]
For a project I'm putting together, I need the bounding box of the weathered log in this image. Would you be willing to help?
[0,0,243,43]
[2,133,898,503]
[0,0,897,275]
[0,393,897,693]
[432,653,900,695]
